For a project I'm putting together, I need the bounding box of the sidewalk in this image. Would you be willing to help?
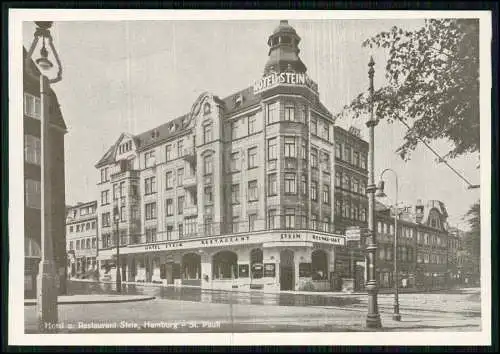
[24,294,155,306]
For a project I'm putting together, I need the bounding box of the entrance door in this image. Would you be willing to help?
[280,249,295,291]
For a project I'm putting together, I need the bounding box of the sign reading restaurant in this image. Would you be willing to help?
[253,72,319,94]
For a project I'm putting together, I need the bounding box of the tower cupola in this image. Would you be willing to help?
[263,20,307,75]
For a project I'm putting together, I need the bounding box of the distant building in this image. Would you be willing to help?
[65,201,98,279]
[23,48,67,298]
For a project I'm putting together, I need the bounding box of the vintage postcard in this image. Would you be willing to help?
[8,9,492,346]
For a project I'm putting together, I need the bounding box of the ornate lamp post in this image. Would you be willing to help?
[113,198,122,293]
[376,168,402,321]
[25,21,63,332]
[365,56,382,328]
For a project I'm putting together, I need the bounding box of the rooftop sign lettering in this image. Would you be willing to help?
[253,72,319,94]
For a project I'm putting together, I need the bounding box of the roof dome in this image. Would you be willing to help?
[272,20,297,35]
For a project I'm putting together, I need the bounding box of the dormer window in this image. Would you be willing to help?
[151,129,160,139]
[169,122,177,133]
[281,36,291,44]
[203,102,211,115]
[235,94,243,107]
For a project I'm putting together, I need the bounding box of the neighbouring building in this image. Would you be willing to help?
[66,201,98,279]
[373,199,451,291]
[92,20,373,292]
[23,48,67,298]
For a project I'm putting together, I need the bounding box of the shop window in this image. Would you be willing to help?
[182,253,201,280]
[212,251,238,280]
[311,250,328,280]
[250,248,263,279]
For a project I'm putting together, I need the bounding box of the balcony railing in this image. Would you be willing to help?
[180,147,196,164]
[111,169,140,181]
[183,205,198,216]
[183,174,197,189]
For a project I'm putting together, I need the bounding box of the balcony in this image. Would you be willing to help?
[184,174,197,190]
[111,169,140,181]
[184,205,198,216]
[180,147,196,165]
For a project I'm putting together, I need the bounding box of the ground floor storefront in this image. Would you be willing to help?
[97,231,348,292]
[67,254,97,279]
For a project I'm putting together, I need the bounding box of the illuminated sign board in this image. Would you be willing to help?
[253,72,319,94]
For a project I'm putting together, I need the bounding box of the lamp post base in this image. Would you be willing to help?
[393,303,401,321]
[36,260,59,332]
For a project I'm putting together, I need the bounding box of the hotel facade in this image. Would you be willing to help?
[92,20,373,292]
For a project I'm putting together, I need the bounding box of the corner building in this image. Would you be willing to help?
[95,20,368,292]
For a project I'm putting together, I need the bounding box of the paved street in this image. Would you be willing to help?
[24,281,481,333]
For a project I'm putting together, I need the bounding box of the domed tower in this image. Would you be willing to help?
[263,20,307,75]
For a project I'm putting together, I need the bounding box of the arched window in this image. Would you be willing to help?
[250,249,263,279]
[182,253,201,280]
[212,251,238,280]
[311,250,328,280]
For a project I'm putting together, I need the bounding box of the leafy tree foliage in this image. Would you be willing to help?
[464,200,480,259]
[337,19,479,160]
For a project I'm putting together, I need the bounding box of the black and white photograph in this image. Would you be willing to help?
[8,9,492,346]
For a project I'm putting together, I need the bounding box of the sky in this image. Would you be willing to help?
[22,18,481,229]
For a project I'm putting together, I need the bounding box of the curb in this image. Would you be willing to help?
[24,295,155,306]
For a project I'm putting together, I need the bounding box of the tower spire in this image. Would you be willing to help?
[263,20,307,76]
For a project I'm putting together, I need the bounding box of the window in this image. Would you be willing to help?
[343,174,351,190]
[203,154,213,175]
[268,138,277,160]
[231,120,239,140]
[248,114,257,134]
[360,153,367,169]
[323,217,330,232]
[165,171,174,189]
[146,227,157,243]
[102,212,111,227]
[344,145,351,163]
[232,216,240,233]
[297,104,306,123]
[322,152,330,170]
[166,225,174,240]
[24,135,41,165]
[101,190,109,205]
[145,176,156,195]
[301,140,307,159]
[268,173,277,196]
[353,151,360,166]
[359,181,366,195]
[335,142,342,159]
[268,209,278,229]
[177,196,184,215]
[119,181,125,199]
[144,150,155,168]
[352,178,359,193]
[69,226,74,233]
[120,206,126,221]
[301,175,307,195]
[203,123,213,144]
[248,180,258,201]
[69,241,74,250]
[267,102,278,124]
[231,184,240,204]
[284,173,296,194]
[248,213,257,231]
[311,181,318,201]
[165,144,173,161]
[284,103,295,121]
[24,92,41,119]
[335,199,342,215]
[360,208,367,221]
[311,148,318,168]
[285,208,295,229]
[230,152,240,171]
[322,122,330,140]
[177,139,184,157]
[323,184,330,204]
[177,168,184,186]
[86,239,91,249]
[178,224,184,238]
[343,200,350,218]
[204,186,213,203]
[205,216,213,236]
[284,137,296,158]
[335,171,342,187]
[311,118,317,135]
[311,214,318,230]
[100,167,109,183]
[145,202,157,220]
[76,225,80,232]
[165,198,174,216]
[25,179,41,209]
[248,147,257,168]
[76,240,80,250]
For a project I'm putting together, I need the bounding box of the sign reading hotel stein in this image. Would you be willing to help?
[253,72,319,94]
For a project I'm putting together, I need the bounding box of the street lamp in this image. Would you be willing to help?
[113,199,122,293]
[376,168,402,321]
[25,21,63,332]
[365,56,382,329]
